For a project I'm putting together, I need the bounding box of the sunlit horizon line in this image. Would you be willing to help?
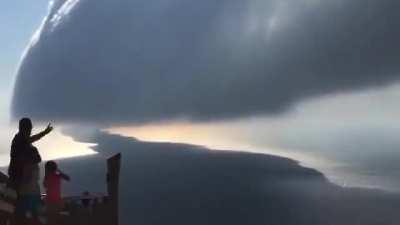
[105,123,339,169]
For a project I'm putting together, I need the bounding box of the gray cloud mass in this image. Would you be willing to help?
[12,0,400,124]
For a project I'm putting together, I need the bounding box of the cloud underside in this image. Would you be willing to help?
[12,0,400,124]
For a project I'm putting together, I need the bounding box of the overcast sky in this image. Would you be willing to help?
[0,0,48,119]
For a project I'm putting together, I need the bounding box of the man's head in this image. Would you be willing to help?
[19,117,32,137]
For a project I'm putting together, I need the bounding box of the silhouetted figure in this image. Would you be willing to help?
[44,160,70,225]
[8,118,53,224]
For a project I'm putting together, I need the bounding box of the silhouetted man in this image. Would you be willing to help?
[8,118,53,223]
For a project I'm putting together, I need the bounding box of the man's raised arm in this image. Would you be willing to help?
[29,123,53,143]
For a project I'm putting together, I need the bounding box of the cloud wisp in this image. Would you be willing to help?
[12,0,400,124]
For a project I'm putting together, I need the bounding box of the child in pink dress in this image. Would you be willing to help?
[43,161,70,224]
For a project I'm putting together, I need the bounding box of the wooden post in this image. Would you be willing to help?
[107,153,121,225]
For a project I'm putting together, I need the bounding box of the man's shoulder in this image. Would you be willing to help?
[11,134,30,157]
[12,133,26,145]
[11,134,19,144]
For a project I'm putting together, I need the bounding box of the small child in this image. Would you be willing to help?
[43,161,70,224]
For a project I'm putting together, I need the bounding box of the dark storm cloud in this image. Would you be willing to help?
[12,0,400,124]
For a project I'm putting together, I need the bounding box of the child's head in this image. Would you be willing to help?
[45,161,58,174]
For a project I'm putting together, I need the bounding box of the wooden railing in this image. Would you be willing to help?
[61,153,121,225]
[0,153,121,225]
[0,182,17,224]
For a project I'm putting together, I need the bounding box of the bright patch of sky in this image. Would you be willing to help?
[0,0,96,166]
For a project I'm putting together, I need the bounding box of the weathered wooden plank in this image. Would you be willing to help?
[0,199,13,225]
[0,200,14,214]
[107,153,121,225]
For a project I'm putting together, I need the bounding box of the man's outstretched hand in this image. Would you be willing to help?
[30,123,54,143]
[44,123,53,135]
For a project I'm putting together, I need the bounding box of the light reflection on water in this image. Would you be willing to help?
[106,122,333,164]
[35,128,97,160]
[106,122,399,192]
[105,125,329,166]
